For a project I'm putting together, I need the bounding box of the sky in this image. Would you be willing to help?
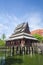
[0,0,43,38]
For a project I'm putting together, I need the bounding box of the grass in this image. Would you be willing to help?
[4,54,43,65]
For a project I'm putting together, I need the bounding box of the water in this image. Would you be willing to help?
[0,56,5,65]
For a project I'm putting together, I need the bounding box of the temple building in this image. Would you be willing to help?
[6,22,38,55]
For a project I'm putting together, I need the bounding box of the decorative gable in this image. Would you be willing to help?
[14,22,30,34]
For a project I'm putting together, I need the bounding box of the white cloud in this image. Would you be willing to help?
[0,12,43,38]
[21,12,43,31]
[0,23,9,38]
[29,13,43,31]
[0,13,21,38]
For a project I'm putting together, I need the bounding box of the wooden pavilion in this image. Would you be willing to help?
[6,22,38,56]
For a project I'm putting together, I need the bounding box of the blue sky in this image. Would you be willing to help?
[0,0,43,38]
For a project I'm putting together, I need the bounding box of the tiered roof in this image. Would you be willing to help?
[14,22,30,34]
[6,22,37,41]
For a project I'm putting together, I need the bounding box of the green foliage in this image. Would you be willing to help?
[0,39,5,46]
[0,33,6,46]
[33,34,43,42]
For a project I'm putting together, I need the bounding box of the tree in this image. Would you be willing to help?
[0,39,5,46]
[33,34,43,43]
[2,34,6,40]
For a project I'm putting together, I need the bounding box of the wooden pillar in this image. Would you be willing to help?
[30,47,32,56]
[11,46,12,56]
[28,47,29,54]
[32,43,34,54]
[20,46,22,55]
[20,39,25,55]
[12,46,14,56]
[32,47,33,54]
[16,46,18,55]
[29,47,30,54]
[10,46,11,56]
[25,46,26,54]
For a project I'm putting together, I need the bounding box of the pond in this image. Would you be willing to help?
[0,48,10,65]
[0,56,5,65]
